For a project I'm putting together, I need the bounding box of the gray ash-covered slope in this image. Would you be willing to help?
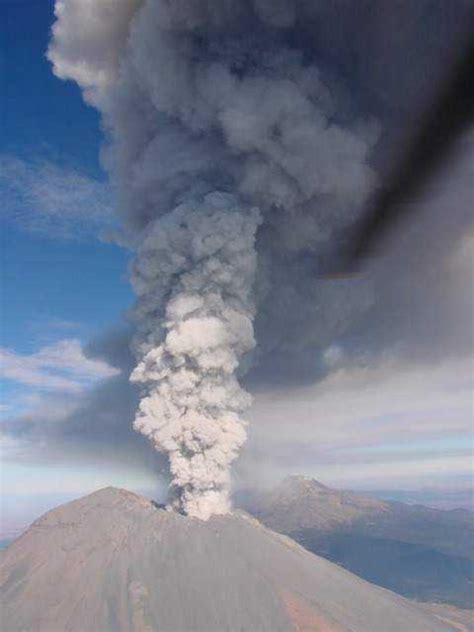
[0,487,455,632]
[237,476,474,608]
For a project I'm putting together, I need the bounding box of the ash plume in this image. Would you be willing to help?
[130,194,260,517]
[48,0,377,518]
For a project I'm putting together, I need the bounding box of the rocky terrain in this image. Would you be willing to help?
[0,487,462,631]
[237,476,474,607]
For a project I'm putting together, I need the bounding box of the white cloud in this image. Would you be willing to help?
[0,155,114,240]
[0,339,120,393]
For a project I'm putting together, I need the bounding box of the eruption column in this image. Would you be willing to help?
[130,193,260,518]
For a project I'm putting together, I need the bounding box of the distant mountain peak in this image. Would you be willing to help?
[237,477,474,610]
[240,476,388,534]
[279,475,330,492]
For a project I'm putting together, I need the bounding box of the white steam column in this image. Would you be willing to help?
[130,194,260,518]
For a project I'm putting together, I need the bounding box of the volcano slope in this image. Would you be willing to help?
[0,487,458,631]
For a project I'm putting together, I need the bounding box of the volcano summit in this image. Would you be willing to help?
[0,488,459,631]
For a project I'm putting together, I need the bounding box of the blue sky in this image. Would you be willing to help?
[0,1,132,352]
[1,0,472,534]
[0,1,140,512]
[1,1,101,169]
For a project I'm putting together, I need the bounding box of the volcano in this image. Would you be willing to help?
[0,487,458,631]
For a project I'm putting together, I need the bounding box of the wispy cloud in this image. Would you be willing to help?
[0,155,114,240]
[40,318,81,331]
[24,317,83,344]
[241,354,474,488]
[0,339,120,393]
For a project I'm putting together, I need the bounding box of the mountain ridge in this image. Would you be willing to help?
[0,486,458,631]
[237,476,474,607]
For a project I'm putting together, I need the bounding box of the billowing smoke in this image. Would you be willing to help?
[130,194,260,517]
[48,0,377,518]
